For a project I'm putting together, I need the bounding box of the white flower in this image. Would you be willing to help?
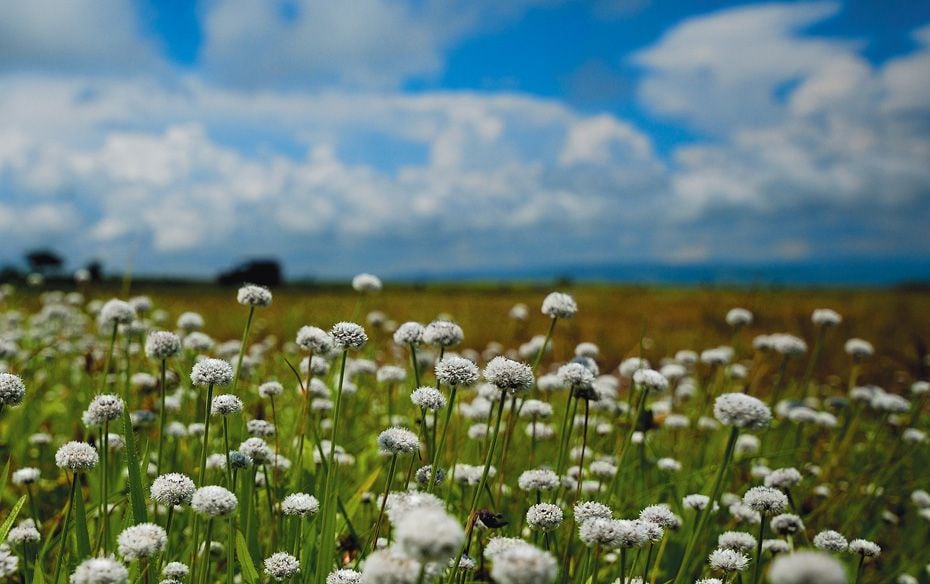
[423,320,464,348]
[541,292,578,319]
[190,359,233,387]
[395,508,464,563]
[211,394,243,416]
[263,552,299,581]
[56,441,99,472]
[714,393,772,429]
[726,308,753,327]
[526,503,564,532]
[574,501,612,524]
[259,381,284,397]
[376,366,407,384]
[812,308,842,326]
[177,312,204,332]
[162,563,189,580]
[484,357,534,394]
[813,530,848,552]
[326,569,361,584]
[844,338,874,359]
[768,551,846,584]
[351,273,382,293]
[377,427,420,455]
[708,548,750,572]
[518,469,560,492]
[435,357,480,386]
[393,322,424,346]
[743,486,788,516]
[281,493,320,517]
[191,486,238,517]
[330,322,368,350]
[490,544,558,584]
[237,284,272,307]
[849,538,881,558]
[639,504,678,528]
[360,549,420,584]
[765,468,802,489]
[718,531,757,552]
[117,523,167,560]
[150,473,195,506]
[99,299,136,326]
[70,556,128,584]
[632,369,668,392]
[0,373,26,406]
[410,387,446,411]
[296,326,333,353]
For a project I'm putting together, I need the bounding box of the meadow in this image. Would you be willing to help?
[0,278,928,584]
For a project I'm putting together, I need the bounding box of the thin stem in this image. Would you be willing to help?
[52,473,78,584]
[198,384,215,486]
[428,385,458,493]
[102,420,110,554]
[232,307,255,394]
[370,454,398,553]
[752,519,765,584]
[156,358,168,477]
[532,317,558,373]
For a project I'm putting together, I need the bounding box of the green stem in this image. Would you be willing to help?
[52,474,78,584]
[370,454,398,553]
[428,385,458,493]
[198,384,215,487]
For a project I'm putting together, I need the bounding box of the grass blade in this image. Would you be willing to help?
[120,408,149,524]
[235,530,259,584]
[0,494,26,542]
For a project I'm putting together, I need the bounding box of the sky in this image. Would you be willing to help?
[1,0,930,279]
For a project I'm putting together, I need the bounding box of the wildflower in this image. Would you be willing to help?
[211,394,243,416]
[162,563,189,580]
[743,486,788,515]
[263,552,300,581]
[239,438,272,464]
[714,393,772,429]
[640,504,678,528]
[423,320,464,348]
[770,514,805,536]
[768,551,846,584]
[360,548,420,583]
[145,331,181,360]
[117,523,167,560]
[726,308,753,327]
[258,381,284,397]
[845,338,874,359]
[296,326,333,353]
[393,322,424,346]
[377,427,421,455]
[848,538,881,558]
[435,357,480,386]
[813,530,848,552]
[410,387,446,411]
[526,503,564,532]
[812,308,842,326]
[237,284,272,307]
[70,556,128,584]
[765,468,803,489]
[395,508,464,563]
[11,467,39,485]
[376,366,406,384]
[351,273,382,292]
[150,473,196,506]
[7,520,41,544]
[683,494,711,511]
[484,357,534,394]
[326,569,362,584]
[490,544,558,584]
[55,441,99,471]
[330,322,367,350]
[708,548,750,573]
[177,312,204,332]
[718,531,757,552]
[100,299,136,326]
[518,469,560,492]
[541,292,578,319]
[415,465,445,487]
[0,373,26,406]
[190,359,233,387]
[574,501,612,524]
[633,369,669,392]
[191,486,238,517]
[762,539,790,555]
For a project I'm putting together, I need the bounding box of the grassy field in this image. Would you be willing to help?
[1,281,928,584]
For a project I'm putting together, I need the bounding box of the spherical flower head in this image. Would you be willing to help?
[526,503,563,532]
[423,320,464,348]
[765,467,803,489]
[770,334,807,357]
[183,332,213,352]
[84,394,125,425]
[117,523,167,560]
[579,517,622,548]
[239,437,272,464]
[376,365,406,384]
[361,548,420,584]
[162,563,189,580]
[632,369,669,392]
[177,311,204,332]
[11,467,40,485]
[844,338,874,360]
[0,373,26,406]
[708,548,750,573]
[282,493,320,517]
[7,520,41,545]
[296,326,333,353]
[812,308,842,327]
[639,504,677,528]
[848,538,880,558]
[377,427,421,455]
[410,387,446,411]
[393,322,424,346]
[145,331,181,360]
[191,485,238,517]
[813,530,848,552]
[768,551,846,584]
[258,381,284,398]
[56,441,99,472]
[541,292,577,319]
[211,394,243,416]
[330,322,367,351]
[726,308,753,327]
[248,419,276,437]
[557,363,594,389]
[237,284,272,307]
[684,494,711,511]
[326,569,361,584]
[518,469,560,492]
[100,299,136,326]
[70,556,129,584]
[574,501,612,524]
[264,552,299,581]
[714,393,772,430]
[150,473,196,506]
[490,544,558,584]
[435,356,480,386]
[395,508,464,563]
[743,486,788,515]
[484,357,534,394]
[351,273,382,293]
[190,358,233,387]
[718,531,757,552]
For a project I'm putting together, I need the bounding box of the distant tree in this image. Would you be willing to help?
[25,249,64,275]
[218,259,283,287]
[0,265,21,283]
[86,260,104,282]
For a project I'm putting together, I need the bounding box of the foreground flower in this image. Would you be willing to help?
[117,523,168,560]
[264,552,300,581]
[70,556,129,584]
[768,551,846,584]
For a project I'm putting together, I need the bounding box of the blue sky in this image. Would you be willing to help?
[1,0,929,279]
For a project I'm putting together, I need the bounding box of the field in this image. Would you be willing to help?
[1,280,929,584]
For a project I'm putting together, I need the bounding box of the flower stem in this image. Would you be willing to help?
[198,384,215,487]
